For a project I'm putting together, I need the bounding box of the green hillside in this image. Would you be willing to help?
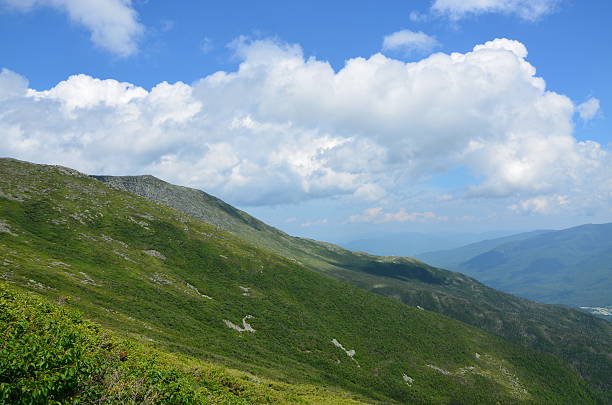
[0,283,367,404]
[94,172,612,398]
[0,158,602,404]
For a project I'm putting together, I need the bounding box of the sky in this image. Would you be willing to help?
[1,0,611,243]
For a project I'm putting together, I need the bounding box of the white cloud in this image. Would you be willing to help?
[300,218,328,227]
[0,0,143,56]
[431,0,559,21]
[352,183,386,201]
[510,195,569,214]
[0,37,610,211]
[409,11,428,22]
[0,68,28,100]
[349,207,448,223]
[576,97,601,121]
[28,74,148,110]
[382,29,440,56]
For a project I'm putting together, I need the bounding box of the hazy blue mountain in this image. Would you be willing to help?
[416,230,554,269]
[338,230,519,257]
[420,224,612,310]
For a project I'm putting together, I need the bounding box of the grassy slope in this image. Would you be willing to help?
[0,282,367,405]
[0,158,600,404]
[93,173,612,399]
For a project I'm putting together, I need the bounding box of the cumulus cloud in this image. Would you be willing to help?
[576,97,601,121]
[431,0,559,21]
[0,68,28,100]
[0,37,610,211]
[510,195,569,214]
[382,29,440,56]
[349,207,448,223]
[0,0,143,56]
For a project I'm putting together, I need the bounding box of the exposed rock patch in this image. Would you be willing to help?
[223,315,256,333]
[50,261,71,267]
[331,338,359,366]
[150,273,173,285]
[78,272,100,286]
[27,279,55,290]
[186,282,213,299]
[0,220,15,235]
[144,249,166,260]
[113,250,135,262]
[128,216,150,229]
[427,364,451,375]
[101,234,129,248]
[0,190,24,201]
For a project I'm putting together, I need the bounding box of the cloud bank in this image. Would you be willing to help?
[0,0,143,56]
[0,38,609,213]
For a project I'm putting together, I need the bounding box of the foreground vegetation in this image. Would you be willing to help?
[0,158,603,404]
[0,283,365,404]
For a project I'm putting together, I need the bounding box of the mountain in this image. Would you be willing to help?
[94,172,612,399]
[337,230,519,257]
[420,224,612,309]
[416,230,555,269]
[1,158,600,404]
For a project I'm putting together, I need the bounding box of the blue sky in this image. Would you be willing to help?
[1,0,611,242]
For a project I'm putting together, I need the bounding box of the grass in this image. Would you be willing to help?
[0,282,367,404]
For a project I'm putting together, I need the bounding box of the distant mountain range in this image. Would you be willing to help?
[417,224,612,312]
[417,230,555,269]
[338,230,520,257]
[0,158,610,403]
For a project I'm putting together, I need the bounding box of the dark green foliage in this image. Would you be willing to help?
[0,284,203,404]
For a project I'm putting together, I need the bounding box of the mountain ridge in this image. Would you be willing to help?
[93,172,612,398]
